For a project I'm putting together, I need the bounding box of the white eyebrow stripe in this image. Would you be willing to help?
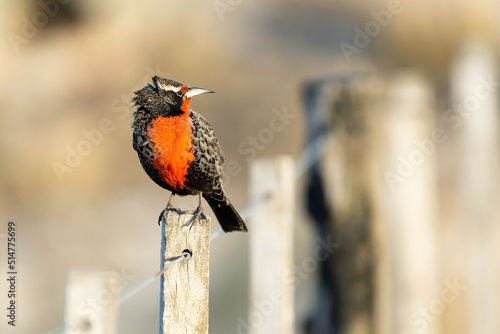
[156,82,181,92]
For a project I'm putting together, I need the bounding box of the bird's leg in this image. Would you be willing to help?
[158,193,181,225]
[182,192,207,229]
[166,192,177,210]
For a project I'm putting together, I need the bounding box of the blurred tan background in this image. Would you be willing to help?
[0,0,499,333]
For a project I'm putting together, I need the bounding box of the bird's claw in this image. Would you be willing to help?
[180,208,206,230]
[157,206,182,226]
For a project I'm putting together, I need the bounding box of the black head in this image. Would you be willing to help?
[132,76,214,119]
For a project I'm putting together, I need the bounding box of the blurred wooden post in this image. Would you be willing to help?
[64,271,122,334]
[249,156,295,334]
[303,74,383,334]
[159,211,210,334]
[379,73,439,334]
[450,41,500,334]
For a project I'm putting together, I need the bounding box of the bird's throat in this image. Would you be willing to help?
[180,98,191,114]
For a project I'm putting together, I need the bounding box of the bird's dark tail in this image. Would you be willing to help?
[203,193,248,233]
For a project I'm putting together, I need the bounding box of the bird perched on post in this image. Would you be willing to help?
[131,76,248,233]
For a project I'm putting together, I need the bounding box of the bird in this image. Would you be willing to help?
[131,76,248,233]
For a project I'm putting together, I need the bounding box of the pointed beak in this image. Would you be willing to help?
[185,86,215,98]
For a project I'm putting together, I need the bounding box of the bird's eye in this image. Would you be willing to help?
[176,90,184,97]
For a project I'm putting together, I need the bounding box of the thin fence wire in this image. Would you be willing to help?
[119,131,329,303]
[118,251,191,304]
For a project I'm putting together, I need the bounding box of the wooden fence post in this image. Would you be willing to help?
[378,73,440,334]
[64,271,122,334]
[159,211,210,334]
[449,41,500,334]
[249,155,295,334]
[303,74,382,334]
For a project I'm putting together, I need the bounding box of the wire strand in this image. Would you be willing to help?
[118,251,190,304]
[121,132,329,302]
